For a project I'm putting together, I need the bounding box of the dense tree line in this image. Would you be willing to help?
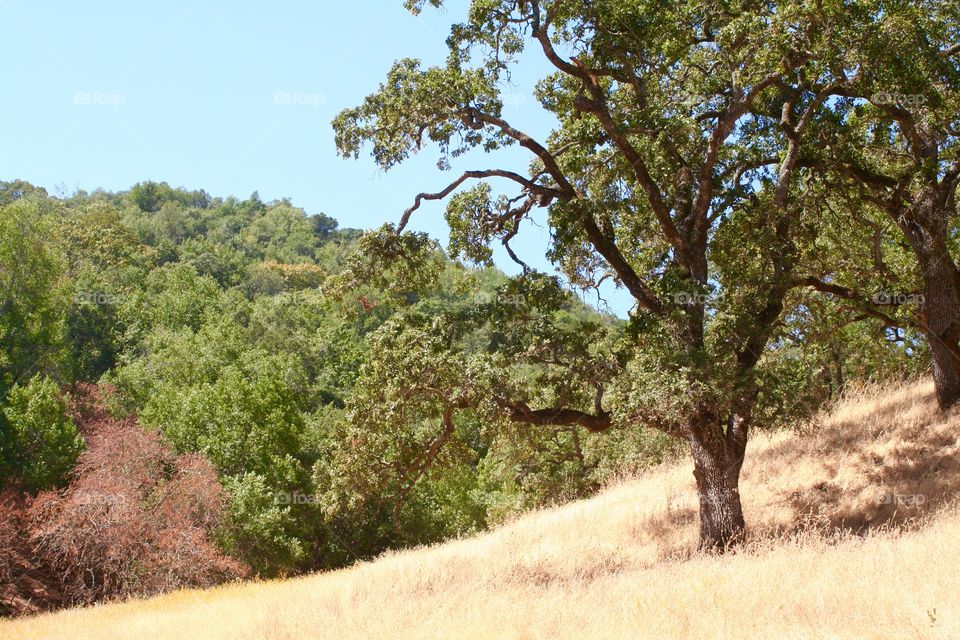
[0,179,701,602]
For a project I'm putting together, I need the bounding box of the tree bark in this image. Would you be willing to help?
[900,207,960,409]
[687,411,748,550]
[925,308,960,410]
[920,252,960,409]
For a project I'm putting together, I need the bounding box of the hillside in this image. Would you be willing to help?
[3,379,958,639]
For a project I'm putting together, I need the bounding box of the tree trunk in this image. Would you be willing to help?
[688,411,748,550]
[927,322,960,409]
[921,254,960,409]
[901,209,960,410]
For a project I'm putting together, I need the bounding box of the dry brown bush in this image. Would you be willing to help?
[0,384,247,616]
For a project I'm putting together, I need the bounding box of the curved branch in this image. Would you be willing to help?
[501,198,533,273]
[397,169,558,232]
[529,2,688,266]
[799,276,906,327]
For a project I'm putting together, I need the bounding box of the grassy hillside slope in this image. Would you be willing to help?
[4,379,959,639]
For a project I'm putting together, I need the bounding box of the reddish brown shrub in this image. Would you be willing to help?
[0,490,64,617]
[1,385,247,615]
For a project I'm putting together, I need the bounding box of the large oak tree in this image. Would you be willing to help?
[333,0,853,548]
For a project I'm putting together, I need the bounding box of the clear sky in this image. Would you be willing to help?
[0,0,631,315]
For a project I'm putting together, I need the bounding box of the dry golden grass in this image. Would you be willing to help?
[4,378,959,639]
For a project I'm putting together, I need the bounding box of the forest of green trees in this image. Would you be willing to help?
[2,0,959,615]
[0,179,687,584]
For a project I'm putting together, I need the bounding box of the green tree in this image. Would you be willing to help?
[117,262,221,343]
[0,376,83,492]
[332,0,857,548]
[55,201,146,380]
[803,1,960,408]
[0,179,48,206]
[241,203,322,263]
[218,472,311,575]
[0,199,68,402]
[127,181,210,213]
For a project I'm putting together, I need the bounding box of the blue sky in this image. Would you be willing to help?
[0,0,631,315]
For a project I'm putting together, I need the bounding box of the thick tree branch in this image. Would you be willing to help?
[504,401,613,433]
[572,91,690,266]
[468,109,577,197]
[688,70,786,274]
[833,161,899,191]
[799,276,906,327]
[871,102,932,163]
[577,207,665,314]
[529,2,689,267]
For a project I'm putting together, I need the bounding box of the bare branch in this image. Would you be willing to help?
[501,197,534,272]
[397,169,557,232]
